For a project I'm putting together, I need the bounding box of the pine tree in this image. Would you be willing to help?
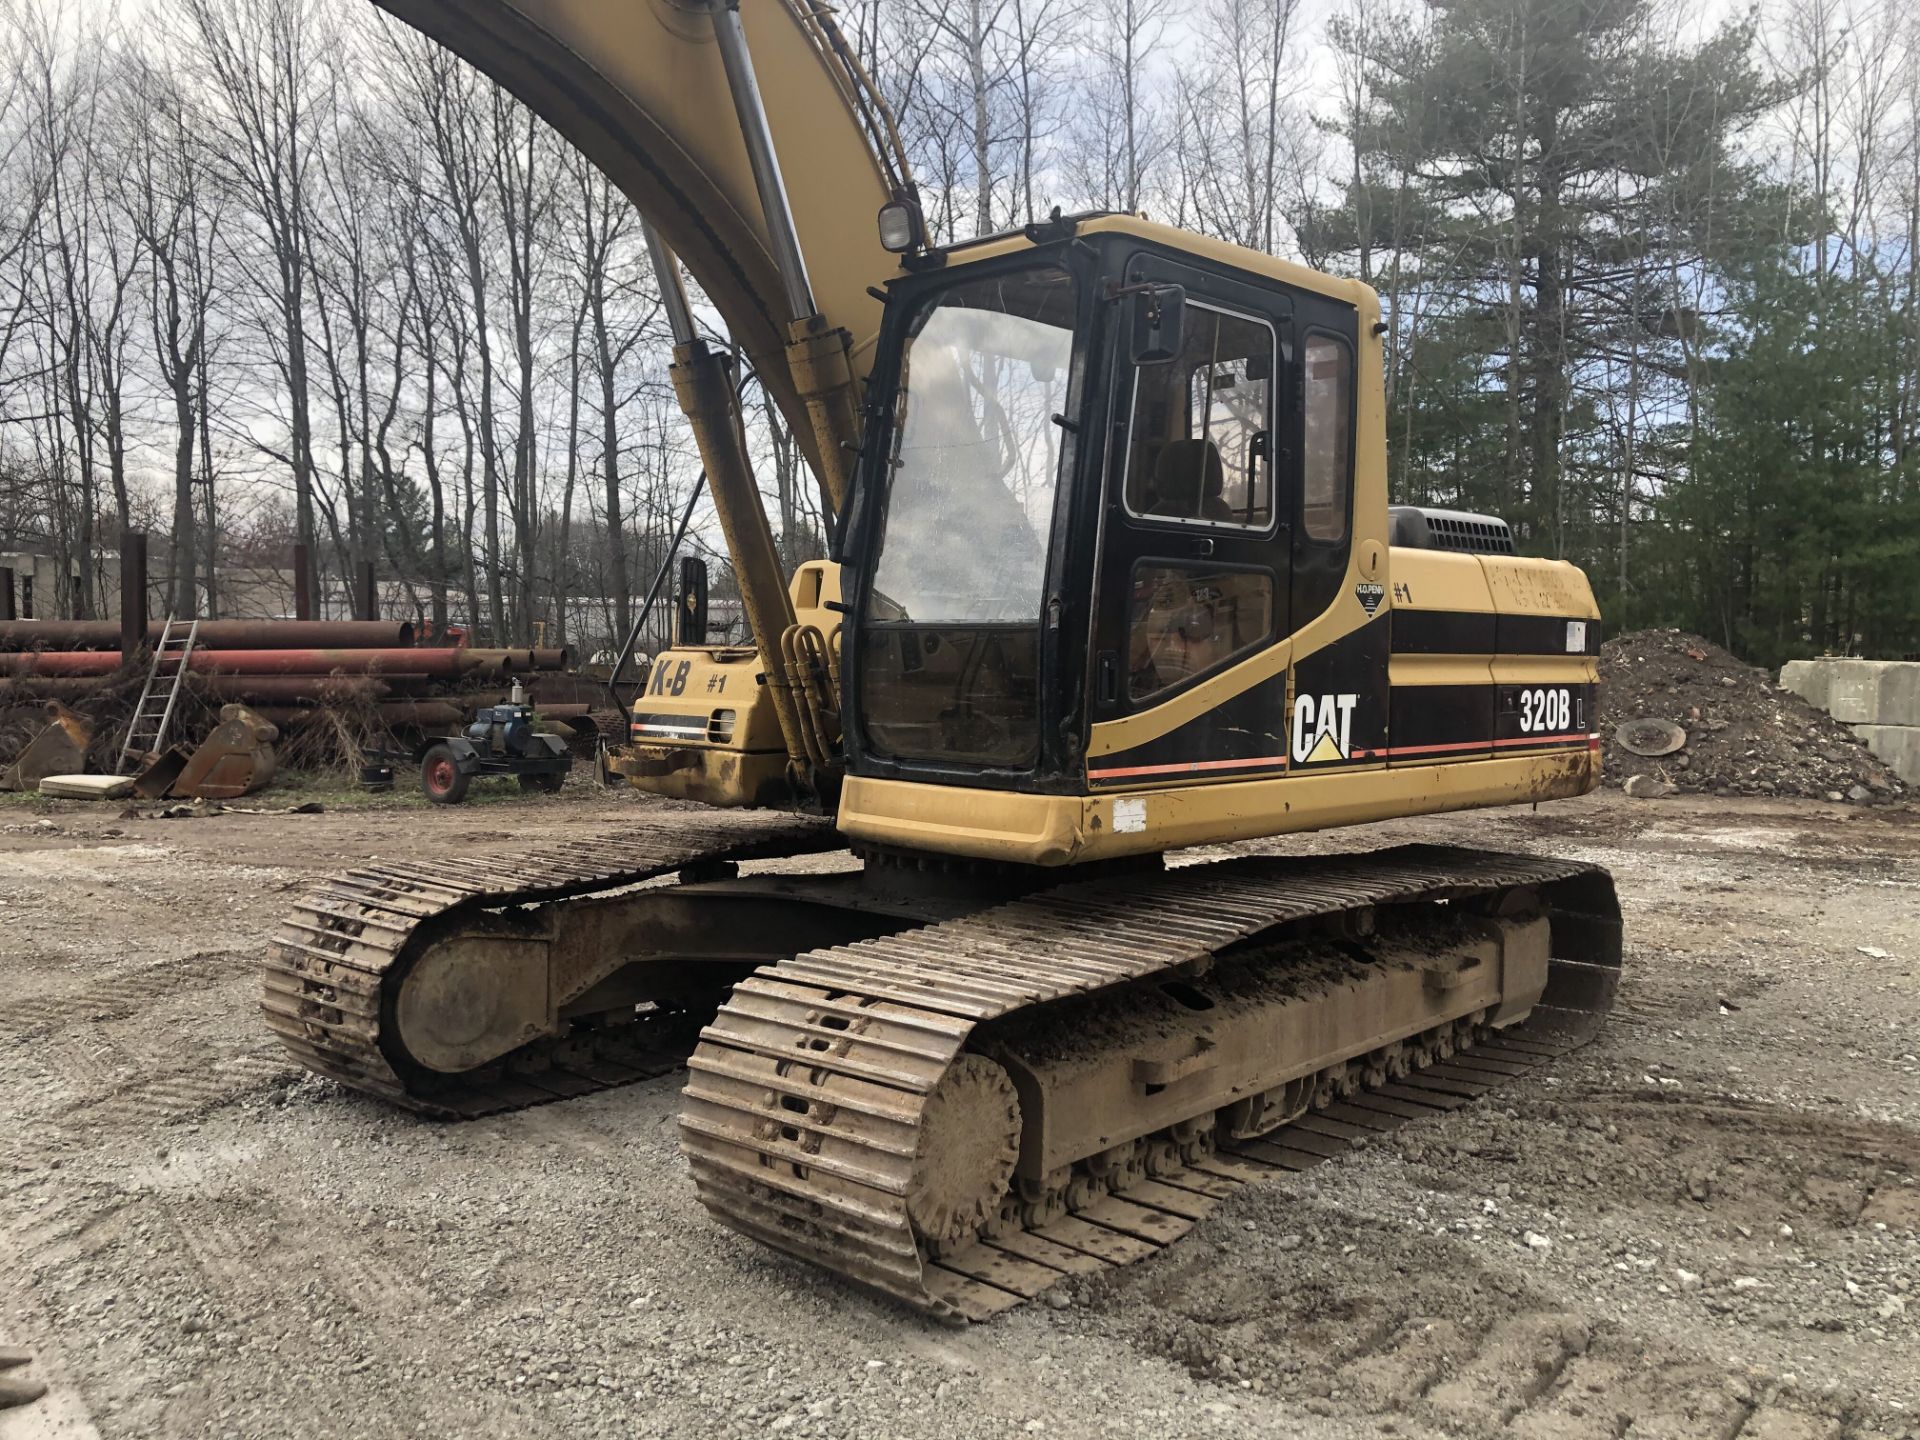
[1311,0,1784,584]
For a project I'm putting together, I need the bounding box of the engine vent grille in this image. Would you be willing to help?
[1388,506,1517,555]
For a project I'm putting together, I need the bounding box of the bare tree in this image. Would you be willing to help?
[20,7,111,613]
[116,54,224,616]
[564,146,657,648]
[490,86,554,641]
[173,0,330,617]
[1065,0,1170,212]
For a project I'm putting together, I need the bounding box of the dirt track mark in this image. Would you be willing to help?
[55,1051,299,1128]
[0,950,248,1039]
[1118,1230,1873,1439]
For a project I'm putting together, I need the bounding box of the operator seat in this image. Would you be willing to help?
[1149,439,1233,523]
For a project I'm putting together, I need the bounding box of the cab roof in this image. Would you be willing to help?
[927,212,1376,314]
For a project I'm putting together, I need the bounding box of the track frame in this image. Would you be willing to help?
[679,845,1620,1321]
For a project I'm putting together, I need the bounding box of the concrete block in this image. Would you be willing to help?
[1852,725,1920,786]
[1785,659,1920,726]
[1779,659,1832,710]
[1781,664,1827,714]
[1824,661,1920,725]
[1825,665,1876,721]
[1878,665,1920,724]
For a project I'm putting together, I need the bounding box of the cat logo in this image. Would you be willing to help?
[1291,692,1358,765]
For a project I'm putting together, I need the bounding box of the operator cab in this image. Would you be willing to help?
[841,214,1366,796]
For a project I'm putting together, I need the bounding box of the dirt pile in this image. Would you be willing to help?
[1599,628,1904,801]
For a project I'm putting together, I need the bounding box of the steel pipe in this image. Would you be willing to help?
[250,701,464,730]
[0,652,127,677]
[0,648,506,678]
[0,619,416,652]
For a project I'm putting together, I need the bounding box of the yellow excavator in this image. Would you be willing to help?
[263,0,1620,1321]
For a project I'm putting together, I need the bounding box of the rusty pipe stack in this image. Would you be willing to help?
[0,648,542,678]
[0,619,574,732]
[0,619,416,650]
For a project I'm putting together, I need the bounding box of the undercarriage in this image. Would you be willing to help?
[262,820,1618,1318]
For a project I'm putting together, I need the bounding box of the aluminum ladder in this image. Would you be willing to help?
[117,618,200,775]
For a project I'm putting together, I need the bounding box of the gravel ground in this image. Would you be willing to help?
[1,785,1916,1440]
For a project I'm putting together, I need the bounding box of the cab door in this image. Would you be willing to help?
[1085,254,1296,787]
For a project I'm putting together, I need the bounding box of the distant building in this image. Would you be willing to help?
[0,545,122,621]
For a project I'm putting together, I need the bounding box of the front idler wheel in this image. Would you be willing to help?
[907,1055,1021,1246]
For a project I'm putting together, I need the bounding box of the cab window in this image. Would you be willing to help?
[1128,562,1274,702]
[1302,332,1352,543]
[1123,304,1274,530]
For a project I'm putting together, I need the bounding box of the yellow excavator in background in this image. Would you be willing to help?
[262,0,1620,1321]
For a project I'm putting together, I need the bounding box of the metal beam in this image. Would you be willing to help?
[119,531,147,664]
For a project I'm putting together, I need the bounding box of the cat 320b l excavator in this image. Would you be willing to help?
[262,0,1621,1321]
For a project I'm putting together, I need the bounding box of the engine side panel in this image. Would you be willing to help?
[837,547,1601,865]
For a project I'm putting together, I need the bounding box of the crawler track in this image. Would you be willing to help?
[680,845,1620,1321]
[260,813,841,1117]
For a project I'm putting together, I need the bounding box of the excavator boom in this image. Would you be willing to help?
[374,0,898,481]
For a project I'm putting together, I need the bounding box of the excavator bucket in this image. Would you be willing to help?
[169,705,279,800]
[1,702,92,792]
[133,745,193,800]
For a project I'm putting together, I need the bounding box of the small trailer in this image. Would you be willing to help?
[419,683,570,803]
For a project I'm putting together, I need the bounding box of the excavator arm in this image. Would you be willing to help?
[376,0,911,795]
[373,0,900,485]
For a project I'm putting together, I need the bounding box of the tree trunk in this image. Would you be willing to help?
[591,259,629,649]
[169,380,198,616]
[967,0,992,236]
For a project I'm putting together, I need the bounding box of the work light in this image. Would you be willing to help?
[877,199,921,254]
